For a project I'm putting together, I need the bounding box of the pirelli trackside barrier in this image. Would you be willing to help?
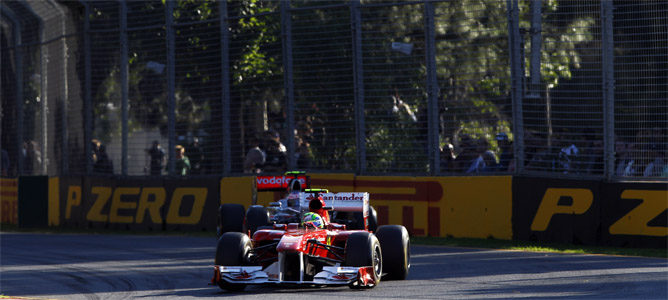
[513,177,667,248]
[222,174,514,240]
[1,178,18,225]
[8,175,666,249]
[49,177,219,231]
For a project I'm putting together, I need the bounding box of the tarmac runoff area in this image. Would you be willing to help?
[1,232,666,299]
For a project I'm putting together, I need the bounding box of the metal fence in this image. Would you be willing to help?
[1,0,666,180]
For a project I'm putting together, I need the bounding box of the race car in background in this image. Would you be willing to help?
[212,174,409,290]
[216,171,378,236]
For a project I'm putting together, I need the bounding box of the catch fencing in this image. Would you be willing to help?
[1,0,666,180]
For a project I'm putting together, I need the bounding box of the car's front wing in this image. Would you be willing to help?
[211,264,377,288]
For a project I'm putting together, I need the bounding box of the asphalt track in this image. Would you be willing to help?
[1,232,666,299]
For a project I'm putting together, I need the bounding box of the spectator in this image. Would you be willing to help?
[481,148,498,172]
[615,138,636,176]
[496,132,513,172]
[466,138,496,174]
[146,140,165,176]
[22,141,41,175]
[581,139,604,174]
[297,120,314,145]
[1,148,9,176]
[453,134,476,173]
[295,135,312,169]
[643,143,665,177]
[189,137,204,175]
[244,136,265,174]
[557,143,579,174]
[440,143,456,172]
[263,130,287,173]
[172,145,191,176]
[527,145,558,172]
[91,139,101,162]
[93,144,114,174]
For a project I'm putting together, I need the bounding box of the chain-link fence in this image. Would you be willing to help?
[1,0,666,180]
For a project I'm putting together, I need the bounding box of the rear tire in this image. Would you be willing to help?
[245,205,270,236]
[217,204,245,237]
[375,225,410,280]
[215,232,251,291]
[344,232,382,288]
[367,206,378,232]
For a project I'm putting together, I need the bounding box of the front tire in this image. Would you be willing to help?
[215,232,251,291]
[344,232,382,288]
[375,225,410,280]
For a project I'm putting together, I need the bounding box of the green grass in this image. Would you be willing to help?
[411,236,668,259]
[2,224,665,258]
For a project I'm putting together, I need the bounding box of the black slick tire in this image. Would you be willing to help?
[217,204,245,236]
[215,232,251,291]
[344,232,382,288]
[245,205,270,236]
[375,225,410,280]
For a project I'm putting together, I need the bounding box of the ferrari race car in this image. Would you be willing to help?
[211,185,410,290]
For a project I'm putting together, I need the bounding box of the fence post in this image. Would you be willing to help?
[351,0,366,174]
[82,2,93,175]
[2,8,24,174]
[507,0,525,173]
[281,0,296,170]
[220,0,231,176]
[39,18,48,175]
[529,0,541,90]
[166,0,176,175]
[424,0,440,175]
[45,0,69,175]
[119,0,128,176]
[601,1,615,180]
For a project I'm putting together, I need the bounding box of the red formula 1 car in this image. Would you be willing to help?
[211,189,410,291]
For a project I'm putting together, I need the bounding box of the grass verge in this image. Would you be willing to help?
[412,236,667,259]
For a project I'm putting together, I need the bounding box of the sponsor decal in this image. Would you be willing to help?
[321,194,365,201]
[529,187,667,238]
[0,179,18,224]
[609,190,668,237]
[67,185,207,225]
[531,188,593,231]
[256,176,307,190]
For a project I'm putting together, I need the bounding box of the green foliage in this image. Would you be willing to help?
[86,0,597,172]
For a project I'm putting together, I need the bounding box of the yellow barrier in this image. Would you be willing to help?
[220,174,512,240]
[49,177,60,226]
[1,178,18,224]
[220,176,254,208]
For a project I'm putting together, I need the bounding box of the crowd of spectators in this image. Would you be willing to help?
[243,121,314,174]
[438,128,665,178]
[440,132,514,174]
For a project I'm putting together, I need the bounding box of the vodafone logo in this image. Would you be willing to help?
[256,176,306,190]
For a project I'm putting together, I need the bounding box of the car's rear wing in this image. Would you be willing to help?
[255,171,309,192]
[298,191,369,217]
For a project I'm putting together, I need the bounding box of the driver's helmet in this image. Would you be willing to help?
[287,192,300,208]
[302,212,324,228]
